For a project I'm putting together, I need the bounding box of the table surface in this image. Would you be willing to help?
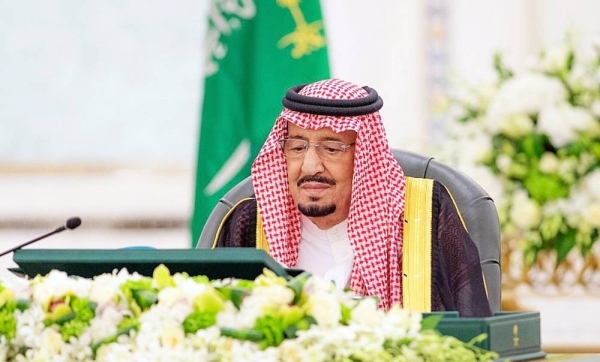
[535,355,600,361]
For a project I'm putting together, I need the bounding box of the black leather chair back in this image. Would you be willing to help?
[196,149,502,312]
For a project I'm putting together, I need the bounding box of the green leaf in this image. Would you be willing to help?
[220,327,265,342]
[556,229,577,265]
[216,286,250,310]
[524,248,539,267]
[60,318,87,341]
[254,314,285,349]
[540,214,563,241]
[191,275,210,284]
[131,289,158,311]
[153,264,174,289]
[183,310,217,333]
[520,134,546,158]
[229,288,249,310]
[192,286,225,314]
[16,300,29,312]
[493,52,514,80]
[523,171,569,203]
[284,316,315,338]
[421,313,443,331]
[117,316,140,333]
[566,48,575,72]
[340,302,352,325]
[286,272,311,304]
[92,319,139,356]
[279,305,304,330]
[0,308,17,340]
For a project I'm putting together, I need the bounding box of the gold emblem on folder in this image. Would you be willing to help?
[513,324,520,347]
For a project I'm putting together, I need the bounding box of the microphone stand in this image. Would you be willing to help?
[0,226,66,258]
[0,217,82,258]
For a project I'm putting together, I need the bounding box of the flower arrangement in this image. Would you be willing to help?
[0,266,497,361]
[439,32,600,272]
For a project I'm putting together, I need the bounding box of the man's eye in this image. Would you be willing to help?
[322,145,341,154]
[289,145,306,152]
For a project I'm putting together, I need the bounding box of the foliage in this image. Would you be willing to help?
[439,32,600,266]
[0,267,497,361]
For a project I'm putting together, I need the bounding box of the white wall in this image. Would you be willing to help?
[0,1,206,166]
[448,0,600,84]
[322,1,425,150]
[0,1,427,166]
[3,1,600,167]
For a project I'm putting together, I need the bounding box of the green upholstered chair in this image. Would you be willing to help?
[196,149,502,312]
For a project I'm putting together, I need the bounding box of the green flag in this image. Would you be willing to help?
[191,0,330,246]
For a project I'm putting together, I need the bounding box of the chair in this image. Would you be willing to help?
[196,149,502,312]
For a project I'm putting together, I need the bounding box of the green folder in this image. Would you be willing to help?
[424,311,546,362]
[12,248,289,280]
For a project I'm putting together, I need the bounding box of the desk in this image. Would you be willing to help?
[533,355,600,361]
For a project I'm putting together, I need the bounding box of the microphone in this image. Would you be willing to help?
[0,217,82,257]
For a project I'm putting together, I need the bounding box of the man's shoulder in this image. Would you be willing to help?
[404,177,445,195]
[230,197,257,215]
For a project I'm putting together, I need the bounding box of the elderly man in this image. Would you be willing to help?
[214,78,492,317]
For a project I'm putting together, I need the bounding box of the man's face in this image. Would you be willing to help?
[285,122,356,229]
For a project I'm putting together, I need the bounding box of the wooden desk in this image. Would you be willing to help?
[532,355,600,361]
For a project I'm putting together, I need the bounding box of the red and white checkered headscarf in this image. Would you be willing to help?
[251,78,406,310]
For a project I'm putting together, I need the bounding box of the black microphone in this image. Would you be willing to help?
[0,217,82,257]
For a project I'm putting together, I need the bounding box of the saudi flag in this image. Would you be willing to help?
[191,0,330,245]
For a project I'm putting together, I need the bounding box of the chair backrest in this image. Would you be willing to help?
[196,149,502,312]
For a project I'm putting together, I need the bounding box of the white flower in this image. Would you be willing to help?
[304,274,337,294]
[173,275,208,300]
[252,285,294,306]
[540,44,571,73]
[564,193,590,228]
[510,190,542,230]
[40,328,65,355]
[31,270,91,305]
[590,100,600,117]
[158,287,187,307]
[581,169,600,199]
[160,326,186,350]
[95,338,136,361]
[350,298,381,327]
[278,340,311,362]
[568,64,597,93]
[87,302,122,343]
[539,152,560,174]
[486,73,566,125]
[557,157,578,182]
[582,204,600,228]
[538,105,599,147]
[307,292,341,328]
[496,154,512,173]
[496,113,535,138]
[89,274,123,305]
[14,306,45,348]
[455,131,493,167]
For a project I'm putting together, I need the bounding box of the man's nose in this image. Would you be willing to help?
[301,146,325,174]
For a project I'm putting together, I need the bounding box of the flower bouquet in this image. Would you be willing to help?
[438,32,600,287]
[0,266,497,361]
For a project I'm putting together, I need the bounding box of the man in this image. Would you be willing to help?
[214,78,492,317]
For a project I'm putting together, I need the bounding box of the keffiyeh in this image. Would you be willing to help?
[252,79,406,310]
